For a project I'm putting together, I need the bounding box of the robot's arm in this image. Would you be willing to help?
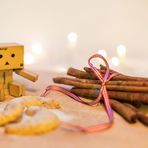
[14,69,38,82]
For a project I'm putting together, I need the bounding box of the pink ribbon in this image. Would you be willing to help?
[41,54,118,133]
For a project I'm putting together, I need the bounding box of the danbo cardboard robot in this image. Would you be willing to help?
[0,43,38,100]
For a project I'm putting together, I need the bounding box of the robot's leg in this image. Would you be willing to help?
[0,71,5,101]
[0,88,5,101]
[8,81,25,97]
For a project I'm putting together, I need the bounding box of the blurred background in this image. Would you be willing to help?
[0,0,148,76]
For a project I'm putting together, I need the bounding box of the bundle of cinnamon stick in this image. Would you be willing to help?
[53,65,148,126]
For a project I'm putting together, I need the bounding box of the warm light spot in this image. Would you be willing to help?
[67,32,78,43]
[111,57,120,66]
[117,44,126,57]
[32,43,43,55]
[24,53,34,65]
[98,49,107,58]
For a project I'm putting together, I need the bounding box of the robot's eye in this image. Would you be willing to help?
[0,54,3,58]
[11,53,15,58]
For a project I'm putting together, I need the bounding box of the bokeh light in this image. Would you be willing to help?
[111,57,120,66]
[24,53,35,65]
[67,32,78,43]
[117,44,126,57]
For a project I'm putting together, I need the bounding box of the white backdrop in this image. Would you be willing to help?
[0,0,148,75]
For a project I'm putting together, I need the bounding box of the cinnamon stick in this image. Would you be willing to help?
[100,64,118,73]
[84,67,93,73]
[67,67,96,79]
[53,77,148,92]
[54,76,148,86]
[84,67,114,74]
[137,112,148,126]
[110,99,137,123]
[71,88,148,104]
[124,104,148,126]
[68,67,148,81]
[100,64,148,81]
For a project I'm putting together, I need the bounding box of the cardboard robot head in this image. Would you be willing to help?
[0,43,24,70]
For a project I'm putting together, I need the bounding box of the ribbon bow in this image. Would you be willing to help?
[41,54,118,133]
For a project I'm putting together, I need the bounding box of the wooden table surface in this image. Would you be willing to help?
[0,70,148,148]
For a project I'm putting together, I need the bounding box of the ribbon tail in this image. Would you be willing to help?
[102,87,114,122]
